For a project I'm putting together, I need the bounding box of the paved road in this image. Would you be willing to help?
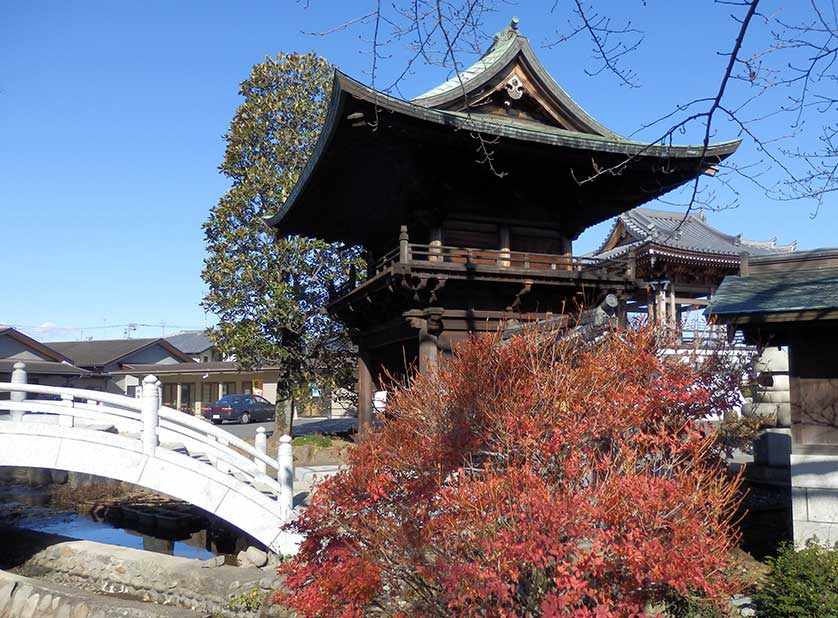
[217,416,358,440]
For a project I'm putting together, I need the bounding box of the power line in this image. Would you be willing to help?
[8,322,207,331]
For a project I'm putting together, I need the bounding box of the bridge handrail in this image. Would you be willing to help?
[0,382,143,410]
[157,404,281,474]
[0,366,298,547]
[0,378,284,481]
[0,398,283,496]
[0,400,142,429]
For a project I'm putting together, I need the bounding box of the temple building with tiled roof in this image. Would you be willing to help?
[595,207,796,264]
[268,18,745,433]
[593,207,795,326]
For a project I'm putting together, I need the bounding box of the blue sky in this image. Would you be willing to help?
[1,1,834,341]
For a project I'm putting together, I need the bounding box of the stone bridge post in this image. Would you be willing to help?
[255,426,267,474]
[141,375,160,456]
[10,361,27,421]
[278,434,294,517]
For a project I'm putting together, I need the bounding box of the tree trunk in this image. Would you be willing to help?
[275,398,294,437]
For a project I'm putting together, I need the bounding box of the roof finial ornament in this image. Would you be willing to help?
[493,16,520,44]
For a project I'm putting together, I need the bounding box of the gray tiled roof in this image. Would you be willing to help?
[116,361,280,374]
[594,208,796,260]
[49,338,188,367]
[165,330,212,355]
[0,359,91,376]
[710,267,838,315]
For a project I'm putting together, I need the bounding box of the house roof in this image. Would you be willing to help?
[594,207,796,261]
[165,330,213,355]
[114,361,279,375]
[0,326,74,363]
[0,359,92,377]
[710,267,838,317]
[49,337,191,368]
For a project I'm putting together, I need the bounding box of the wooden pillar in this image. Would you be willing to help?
[418,331,439,374]
[429,226,443,262]
[498,224,511,267]
[617,299,628,328]
[399,225,410,263]
[626,252,636,281]
[657,288,667,326]
[669,284,677,329]
[357,346,373,438]
[175,383,182,412]
[646,286,656,325]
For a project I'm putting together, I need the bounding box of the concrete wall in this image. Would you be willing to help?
[792,454,838,545]
[787,329,838,546]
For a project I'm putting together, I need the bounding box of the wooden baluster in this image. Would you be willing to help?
[399,225,410,263]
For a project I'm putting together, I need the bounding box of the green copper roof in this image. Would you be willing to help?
[413,18,522,101]
[411,17,618,138]
[711,268,838,316]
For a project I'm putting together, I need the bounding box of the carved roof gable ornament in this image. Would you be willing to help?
[411,17,620,137]
[505,73,524,100]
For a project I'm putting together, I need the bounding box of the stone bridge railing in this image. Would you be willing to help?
[0,362,299,553]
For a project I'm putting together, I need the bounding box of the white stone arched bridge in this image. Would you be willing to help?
[0,364,303,555]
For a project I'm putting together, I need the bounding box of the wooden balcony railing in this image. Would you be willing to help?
[372,240,626,276]
[331,227,630,302]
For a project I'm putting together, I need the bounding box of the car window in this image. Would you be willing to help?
[256,396,271,405]
[244,396,256,405]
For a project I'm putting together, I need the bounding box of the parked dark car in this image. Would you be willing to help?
[202,394,274,425]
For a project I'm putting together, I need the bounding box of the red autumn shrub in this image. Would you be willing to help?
[275,326,744,617]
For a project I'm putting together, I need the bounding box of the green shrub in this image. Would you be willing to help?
[291,433,331,448]
[754,540,838,617]
[664,590,727,617]
[228,586,265,611]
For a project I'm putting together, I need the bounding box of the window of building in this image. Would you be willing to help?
[221,381,237,396]
[202,382,219,404]
[180,384,193,412]
[162,383,178,407]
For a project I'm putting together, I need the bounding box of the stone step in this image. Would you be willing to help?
[190,452,212,464]
[252,480,280,497]
[160,442,187,453]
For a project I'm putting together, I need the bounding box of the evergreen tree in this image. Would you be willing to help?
[202,52,362,434]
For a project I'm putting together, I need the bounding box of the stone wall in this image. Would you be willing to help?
[10,531,291,617]
[0,570,200,618]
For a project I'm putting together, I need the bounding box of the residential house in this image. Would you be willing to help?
[48,337,191,396]
[0,327,91,391]
[165,330,224,363]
